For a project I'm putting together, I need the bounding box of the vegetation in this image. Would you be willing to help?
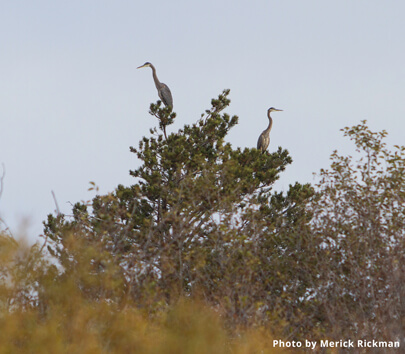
[0,92,404,352]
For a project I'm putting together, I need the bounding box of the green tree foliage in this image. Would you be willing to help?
[44,90,315,328]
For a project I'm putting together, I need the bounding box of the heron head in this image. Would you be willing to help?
[137,62,152,69]
[268,107,283,113]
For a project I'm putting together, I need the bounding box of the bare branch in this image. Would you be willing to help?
[0,163,5,200]
[51,190,61,215]
[0,163,13,238]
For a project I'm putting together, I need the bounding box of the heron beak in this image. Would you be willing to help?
[137,64,147,69]
[275,109,283,111]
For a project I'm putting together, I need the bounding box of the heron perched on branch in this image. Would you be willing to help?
[137,62,173,109]
[257,107,283,153]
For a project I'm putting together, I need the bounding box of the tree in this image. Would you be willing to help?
[44,90,314,327]
[301,121,405,343]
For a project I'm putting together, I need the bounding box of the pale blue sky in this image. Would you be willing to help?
[1,1,404,240]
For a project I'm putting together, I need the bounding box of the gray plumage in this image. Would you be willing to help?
[257,107,283,153]
[137,62,173,108]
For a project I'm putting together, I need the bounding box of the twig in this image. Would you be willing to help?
[40,190,61,253]
[0,163,5,200]
[0,218,14,239]
[51,190,61,215]
[0,163,14,238]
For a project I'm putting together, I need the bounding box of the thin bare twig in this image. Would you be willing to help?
[0,163,5,200]
[0,163,14,238]
[40,190,61,253]
[52,190,61,215]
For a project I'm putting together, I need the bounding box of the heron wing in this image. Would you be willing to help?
[257,133,264,150]
[257,132,269,152]
[257,135,262,150]
[159,83,173,108]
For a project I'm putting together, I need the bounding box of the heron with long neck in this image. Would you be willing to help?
[257,107,283,153]
[137,62,173,109]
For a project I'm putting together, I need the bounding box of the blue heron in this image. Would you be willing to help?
[137,62,173,109]
[257,107,283,153]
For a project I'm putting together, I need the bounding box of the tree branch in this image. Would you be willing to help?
[0,163,5,200]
